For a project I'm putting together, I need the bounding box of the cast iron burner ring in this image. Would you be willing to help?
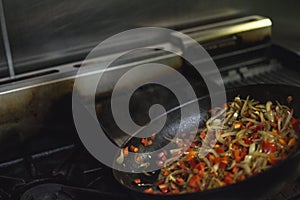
[21,184,72,200]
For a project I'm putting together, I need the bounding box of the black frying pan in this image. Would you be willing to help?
[112,84,300,200]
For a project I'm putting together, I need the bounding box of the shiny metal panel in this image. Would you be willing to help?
[0,28,8,78]
[0,0,299,74]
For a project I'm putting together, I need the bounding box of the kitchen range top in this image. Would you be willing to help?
[0,140,299,200]
[0,15,299,199]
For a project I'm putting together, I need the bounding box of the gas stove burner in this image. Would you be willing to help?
[21,184,72,200]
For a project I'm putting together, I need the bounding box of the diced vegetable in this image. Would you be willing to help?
[130,145,139,153]
[123,147,129,157]
[134,178,141,184]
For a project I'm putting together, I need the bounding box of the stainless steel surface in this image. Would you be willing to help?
[178,15,272,55]
[244,0,300,55]
[0,0,298,75]
[0,0,14,77]
[0,15,274,146]
[0,46,182,148]
[0,0,243,74]
[0,21,7,78]
[182,16,271,44]
[0,15,272,85]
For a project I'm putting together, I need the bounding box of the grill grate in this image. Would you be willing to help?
[225,61,300,88]
[241,68,300,87]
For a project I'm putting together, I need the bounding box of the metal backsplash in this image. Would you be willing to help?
[1,0,244,75]
[0,33,7,78]
[0,25,7,78]
[0,0,299,77]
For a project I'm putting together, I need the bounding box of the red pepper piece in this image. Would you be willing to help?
[179,161,187,170]
[219,162,226,169]
[141,138,148,146]
[257,124,264,131]
[208,154,215,163]
[213,157,221,164]
[288,138,296,146]
[134,178,141,184]
[190,142,197,148]
[176,177,185,184]
[247,122,253,128]
[171,189,180,194]
[123,147,129,157]
[186,150,195,161]
[158,184,168,193]
[195,162,205,176]
[241,147,248,158]
[189,175,200,188]
[287,96,293,104]
[162,169,169,176]
[252,132,258,139]
[223,175,233,184]
[144,188,154,193]
[291,118,300,131]
[238,175,246,181]
[200,132,206,140]
[216,147,225,153]
[275,115,279,122]
[135,155,141,163]
[130,145,139,153]
[243,138,253,145]
[188,159,197,168]
[219,156,229,168]
[268,153,280,165]
[234,150,242,162]
[232,166,239,174]
[262,139,276,154]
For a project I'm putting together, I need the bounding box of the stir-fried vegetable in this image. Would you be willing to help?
[143,96,299,194]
